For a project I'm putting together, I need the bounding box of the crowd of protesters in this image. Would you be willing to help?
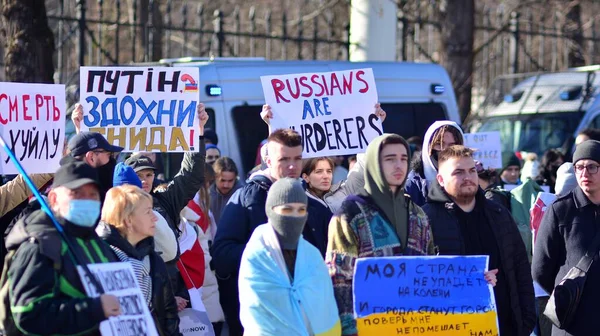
[0,91,598,336]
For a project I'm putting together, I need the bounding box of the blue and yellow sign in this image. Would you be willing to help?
[353,256,499,336]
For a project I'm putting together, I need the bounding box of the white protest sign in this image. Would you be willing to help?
[261,68,382,158]
[463,131,502,169]
[80,67,200,152]
[0,82,66,174]
[77,262,159,336]
[179,309,215,336]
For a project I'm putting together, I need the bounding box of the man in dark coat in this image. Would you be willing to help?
[211,129,303,336]
[422,145,536,336]
[5,162,120,335]
[533,140,600,336]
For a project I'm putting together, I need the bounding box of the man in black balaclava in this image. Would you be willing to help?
[60,131,123,201]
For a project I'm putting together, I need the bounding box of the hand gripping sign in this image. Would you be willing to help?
[261,68,383,158]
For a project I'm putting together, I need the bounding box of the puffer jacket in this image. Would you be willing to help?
[97,223,181,336]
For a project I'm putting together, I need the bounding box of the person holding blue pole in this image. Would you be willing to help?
[3,161,120,336]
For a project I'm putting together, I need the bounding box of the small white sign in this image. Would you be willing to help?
[77,262,159,336]
[463,131,502,169]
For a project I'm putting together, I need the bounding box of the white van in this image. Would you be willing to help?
[130,58,460,177]
[468,66,600,157]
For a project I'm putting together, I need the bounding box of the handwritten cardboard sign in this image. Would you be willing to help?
[0,82,66,174]
[353,256,499,336]
[77,262,159,336]
[261,68,382,158]
[464,132,502,169]
[80,67,200,152]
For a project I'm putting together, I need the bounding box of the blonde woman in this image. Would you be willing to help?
[97,185,181,336]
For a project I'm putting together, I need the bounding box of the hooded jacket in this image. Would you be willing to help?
[5,210,118,336]
[422,182,536,335]
[326,134,435,336]
[96,222,181,336]
[405,121,464,206]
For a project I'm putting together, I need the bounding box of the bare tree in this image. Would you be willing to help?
[1,0,55,83]
[564,1,585,66]
[439,0,475,121]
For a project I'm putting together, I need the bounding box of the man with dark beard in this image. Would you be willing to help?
[60,131,123,201]
[422,145,536,336]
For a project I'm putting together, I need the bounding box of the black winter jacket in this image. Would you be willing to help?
[211,173,273,278]
[150,138,206,303]
[422,182,536,336]
[532,187,600,336]
[304,192,332,257]
[210,173,273,336]
[5,211,118,336]
[97,223,181,336]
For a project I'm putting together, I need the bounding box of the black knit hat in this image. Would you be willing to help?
[573,140,600,164]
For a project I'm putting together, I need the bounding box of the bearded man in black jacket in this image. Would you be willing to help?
[422,145,536,336]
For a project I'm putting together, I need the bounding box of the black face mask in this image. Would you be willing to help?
[431,149,440,170]
[97,157,117,192]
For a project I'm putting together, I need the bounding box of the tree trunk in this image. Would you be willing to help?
[1,0,55,83]
[565,2,585,67]
[139,0,164,61]
[439,0,475,122]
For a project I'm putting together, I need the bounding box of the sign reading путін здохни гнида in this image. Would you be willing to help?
[0,82,66,174]
[353,256,500,336]
[80,67,200,152]
[261,68,383,158]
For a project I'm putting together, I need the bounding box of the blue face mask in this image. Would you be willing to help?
[64,199,101,228]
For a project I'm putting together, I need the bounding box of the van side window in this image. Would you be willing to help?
[232,105,269,174]
[380,103,447,139]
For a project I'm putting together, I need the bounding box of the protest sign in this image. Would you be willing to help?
[353,256,499,336]
[463,132,502,169]
[179,309,215,336]
[77,262,159,336]
[261,68,382,158]
[0,82,65,174]
[80,67,200,152]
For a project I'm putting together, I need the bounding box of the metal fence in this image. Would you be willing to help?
[3,0,600,104]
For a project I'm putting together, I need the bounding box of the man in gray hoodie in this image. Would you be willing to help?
[209,157,244,225]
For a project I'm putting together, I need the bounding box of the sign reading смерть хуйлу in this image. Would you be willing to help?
[0,82,65,174]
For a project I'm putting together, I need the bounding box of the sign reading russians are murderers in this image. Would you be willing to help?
[80,67,200,152]
[261,68,382,158]
[77,262,159,336]
[353,256,499,336]
[0,82,66,174]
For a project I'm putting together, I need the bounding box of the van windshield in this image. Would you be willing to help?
[477,113,581,155]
